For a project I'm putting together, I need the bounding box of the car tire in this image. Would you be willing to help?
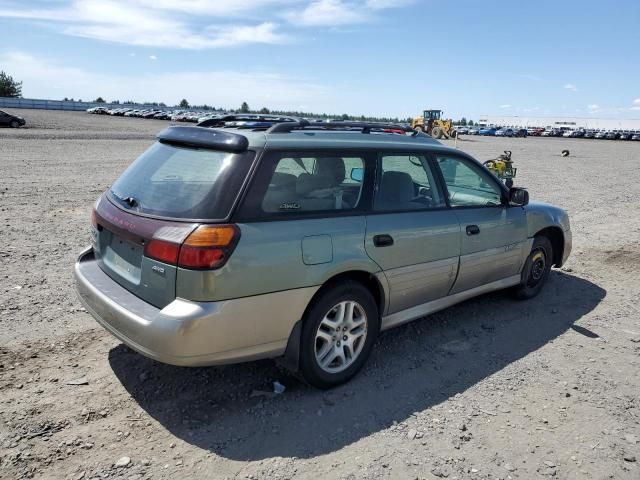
[414,125,424,133]
[10,120,19,128]
[299,281,379,389]
[431,126,443,139]
[512,235,553,300]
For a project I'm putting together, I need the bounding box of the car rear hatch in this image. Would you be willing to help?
[91,126,255,308]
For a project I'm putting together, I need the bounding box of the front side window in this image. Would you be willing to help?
[436,156,503,207]
[261,155,365,213]
[374,154,445,211]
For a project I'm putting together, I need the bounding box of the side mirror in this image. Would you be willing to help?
[350,167,364,182]
[509,187,529,206]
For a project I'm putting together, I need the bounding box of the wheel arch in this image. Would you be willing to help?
[281,269,386,372]
[533,226,565,267]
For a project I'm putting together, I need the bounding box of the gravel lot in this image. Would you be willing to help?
[1,109,639,480]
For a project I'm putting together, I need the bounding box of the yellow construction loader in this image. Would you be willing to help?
[411,109,456,139]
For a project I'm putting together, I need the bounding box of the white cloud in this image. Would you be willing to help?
[284,0,414,27]
[0,0,289,49]
[149,55,157,60]
[0,0,414,48]
[499,104,511,109]
[133,0,292,16]
[564,83,578,92]
[0,50,331,110]
[286,0,369,27]
[631,98,640,111]
[365,0,416,9]
[587,104,599,110]
[523,106,540,112]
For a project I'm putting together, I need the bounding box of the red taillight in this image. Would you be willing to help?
[144,225,239,270]
[145,239,180,265]
[178,246,226,269]
[179,225,239,270]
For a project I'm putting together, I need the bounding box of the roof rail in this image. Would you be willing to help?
[267,120,412,134]
[197,114,299,128]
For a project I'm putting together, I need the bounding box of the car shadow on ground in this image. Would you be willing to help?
[109,271,605,460]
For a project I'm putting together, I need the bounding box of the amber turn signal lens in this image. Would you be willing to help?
[184,225,237,247]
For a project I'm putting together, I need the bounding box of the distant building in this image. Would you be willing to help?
[477,115,640,131]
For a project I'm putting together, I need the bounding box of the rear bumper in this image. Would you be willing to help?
[74,248,318,366]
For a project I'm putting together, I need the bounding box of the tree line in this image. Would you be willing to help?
[1,71,476,125]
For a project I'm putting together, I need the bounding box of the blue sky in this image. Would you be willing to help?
[0,0,639,120]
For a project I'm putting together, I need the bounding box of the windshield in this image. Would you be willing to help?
[109,142,254,219]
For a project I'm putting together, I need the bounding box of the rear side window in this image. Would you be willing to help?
[109,142,254,219]
[261,155,365,213]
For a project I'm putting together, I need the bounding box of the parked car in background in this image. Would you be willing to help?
[142,110,161,119]
[619,131,633,140]
[527,127,544,136]
[456,126,469,135]
[468,127,480,135]
[595,131,607,139]
[87,107,108,114]
[152,111,171,120]
[74,117,572,388]
[173,112,192,122]
[0,109,26,128]
[605,131,620,140]
[495,128,514,137]
[514,128,528,138]
[632,133,640,141]
[478,127,497,136]
[584,130,596,139]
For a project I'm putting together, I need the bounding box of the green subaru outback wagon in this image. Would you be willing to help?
[75,116,572,389]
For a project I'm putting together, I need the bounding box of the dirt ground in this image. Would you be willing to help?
[1,109,639,480]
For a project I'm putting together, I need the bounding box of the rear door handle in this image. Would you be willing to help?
[373,234,394,247]
[466,225,480,235]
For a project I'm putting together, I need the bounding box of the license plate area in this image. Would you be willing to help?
[102,234,143,285]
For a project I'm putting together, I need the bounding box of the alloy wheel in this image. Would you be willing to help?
[314,301,368,373]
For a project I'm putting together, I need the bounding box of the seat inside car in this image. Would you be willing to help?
[376,171,422,210]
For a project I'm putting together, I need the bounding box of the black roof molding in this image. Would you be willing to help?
[157,126,249,152]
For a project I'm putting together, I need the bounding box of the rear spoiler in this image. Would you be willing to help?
[157,126,249,153]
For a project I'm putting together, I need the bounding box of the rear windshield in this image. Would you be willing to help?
[109,142,254,219]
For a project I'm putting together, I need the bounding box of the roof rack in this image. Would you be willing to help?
[267,120,413,134]
[197,114,298,128]
[197,115,416,136]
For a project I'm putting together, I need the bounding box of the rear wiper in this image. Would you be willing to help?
[111,191,138,208]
